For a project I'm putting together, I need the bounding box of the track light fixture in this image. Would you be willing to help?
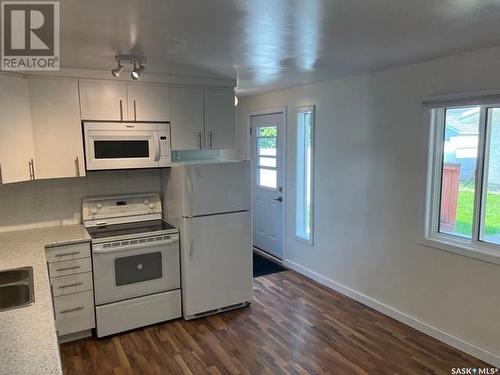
[111,55,146,80]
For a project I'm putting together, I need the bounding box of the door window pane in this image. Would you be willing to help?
[258,126,277,137]
[439,107,480,238]
[482,108,500,244]
[258,168,277,189]
[258,138,277,156]
[259,157,276,168]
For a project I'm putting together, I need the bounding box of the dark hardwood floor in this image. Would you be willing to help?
[61,271,490,374]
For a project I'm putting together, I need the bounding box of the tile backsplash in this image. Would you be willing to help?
[0,169,161,232]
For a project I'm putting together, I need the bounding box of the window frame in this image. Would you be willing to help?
[295,105,315,245]
[424,105,500,265]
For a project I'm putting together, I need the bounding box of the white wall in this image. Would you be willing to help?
[235,47,500,361]
[0,170,161,232]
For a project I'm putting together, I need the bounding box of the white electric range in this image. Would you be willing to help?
[83,193,181,337]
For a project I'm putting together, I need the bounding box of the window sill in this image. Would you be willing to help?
[420,235,500,266]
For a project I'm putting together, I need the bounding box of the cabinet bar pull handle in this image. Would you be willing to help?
[0,164,3,184]
[119,100,123,121]
[55,251,80,258]
[196,131,202,149]
[55,265,81,272]
[60,306,84,314]
[209,131,213,149]
[58,282,84,289]
[75,157,80,177]
[133,100,137,121]
[28,159,35,180]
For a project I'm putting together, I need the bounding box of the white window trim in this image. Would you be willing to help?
[295,105,315,246]
[423,107,500,265]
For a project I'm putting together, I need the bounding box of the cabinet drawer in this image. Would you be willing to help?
[48,258,92,278]
[54,290,95,337]
[51,272,93,297]
[46,242,90,263]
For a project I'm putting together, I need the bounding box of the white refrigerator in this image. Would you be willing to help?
[162,160,253,319]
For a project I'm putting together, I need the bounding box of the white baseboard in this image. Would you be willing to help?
[283,259,500,368]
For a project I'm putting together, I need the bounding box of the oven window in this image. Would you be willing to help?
[94,140,149,159]
[114,252,162,286]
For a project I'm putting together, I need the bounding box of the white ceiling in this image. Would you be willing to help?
[60,0,500,96]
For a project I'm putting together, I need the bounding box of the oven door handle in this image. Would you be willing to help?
[93,238,179,254]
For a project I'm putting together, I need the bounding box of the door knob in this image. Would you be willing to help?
[274,197,283,202]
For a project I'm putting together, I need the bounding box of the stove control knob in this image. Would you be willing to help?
[96,202,103,209]
[149,203,154,209]
[90,208,97,215]
[144,199,149,205]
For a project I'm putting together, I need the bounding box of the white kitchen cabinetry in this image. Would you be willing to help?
[204,88,235,150]
[127,84,170,122]
[170,87,204,150]
[79,80,127,121]
[0,74,35,184]
[170,87,235,151]
[46,242,95,342]
[29,78,86,179]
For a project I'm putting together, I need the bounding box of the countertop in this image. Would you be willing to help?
[0,225,91,375]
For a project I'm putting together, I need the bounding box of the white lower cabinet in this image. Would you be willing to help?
[51,272,93,297]
[54,291,95,336]
[46,242,95,341]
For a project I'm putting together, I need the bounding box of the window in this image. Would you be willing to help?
[296,106,314,243]
[256,125,278,189]
[427,104,500,262]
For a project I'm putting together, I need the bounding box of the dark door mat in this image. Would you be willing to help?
[253,252,286,278]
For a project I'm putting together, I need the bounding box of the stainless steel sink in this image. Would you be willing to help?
[0,267,34,312]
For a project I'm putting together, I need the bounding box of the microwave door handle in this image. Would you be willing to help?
[154,133,161,161]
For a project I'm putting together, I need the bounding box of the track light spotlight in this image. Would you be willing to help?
[131,62,145,80]
[111,62,124,78]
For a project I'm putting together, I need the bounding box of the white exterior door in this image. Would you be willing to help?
[251,112,285,259]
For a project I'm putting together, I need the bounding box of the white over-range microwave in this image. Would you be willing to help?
[83,122,172,171]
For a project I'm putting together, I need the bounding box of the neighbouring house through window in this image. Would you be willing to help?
[426,103,500,263]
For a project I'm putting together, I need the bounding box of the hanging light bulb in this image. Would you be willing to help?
[234,95,239,107]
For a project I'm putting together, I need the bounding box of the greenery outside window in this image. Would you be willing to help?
[425,104,500,264]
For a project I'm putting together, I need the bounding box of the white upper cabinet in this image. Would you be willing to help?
[127,84,170,122]
[204,88,235,150]
[29,78,85,179]
[79,81,127,121]
[170,87,204,150]
[0,75,35,184]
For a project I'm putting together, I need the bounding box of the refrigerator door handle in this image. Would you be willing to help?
[185,173,193,217]
[189,239,194,260]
